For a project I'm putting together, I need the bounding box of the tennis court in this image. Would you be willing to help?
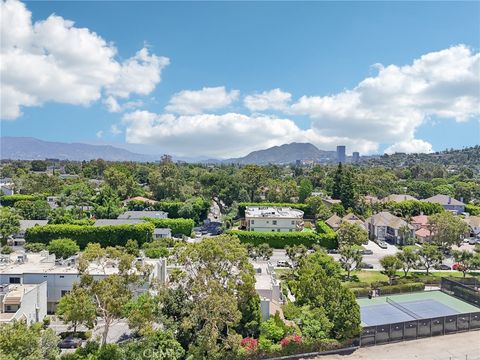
[357,290,480,346]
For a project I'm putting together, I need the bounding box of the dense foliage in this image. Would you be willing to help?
[144,218,194,236]
[227,230,337,249]
[25,223,154,248]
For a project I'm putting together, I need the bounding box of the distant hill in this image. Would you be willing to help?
[0,137,158,162]
[225,142,337,165]
[363,146,480,169]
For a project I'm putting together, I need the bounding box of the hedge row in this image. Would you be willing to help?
[128,198,210,222]
[316,220,336,236]
[378,282,425,295]
[0,194,43,207]
[25,223,154,249]
[238,202,313,217]
[350,282,425,298]
[226,230,337,249]
[144,218,194,236]
[384,200,444,217]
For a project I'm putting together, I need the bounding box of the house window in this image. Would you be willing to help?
[277,229,280,232]
[289,229,293,232]
[61,290,70,297]
[251,228,254,231]
[9,277,20,284]
[251,220,254,224]
[271,229,275,232]
[272,220,277,225]
[59,276,64,278]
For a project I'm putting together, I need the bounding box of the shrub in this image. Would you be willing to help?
[24,243,47,252]
[238,202,313,217]
[377,282,425,295]
[384,200,444,217]
[466,204,480,216]
[47,238,80,259]
[25,223,154,249]
[0,194,42,207]
[144,218,194,237]
[280,334,302,347]
[226,229,337,249]
[349,287,371,298]
[143,247,169,259]
[0,246,13,254]
[240,337,258,352]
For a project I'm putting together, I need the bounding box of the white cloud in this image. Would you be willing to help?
[384,139,433,155]
[110,124,122,136]
[244,88,292,112]
[122,110,378,158]
[0,0,169,120]
[165,86,239,115]
[290,45,479,153]
[103,96,144,113]
[96,130,103,138]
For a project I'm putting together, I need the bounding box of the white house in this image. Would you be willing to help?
[0,251,167,313]
[0,282,47,325]
[253,261,283,320]
[245,206,304,232]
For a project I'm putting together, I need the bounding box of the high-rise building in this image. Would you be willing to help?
[352,152,360,163]
[336,145,346,163]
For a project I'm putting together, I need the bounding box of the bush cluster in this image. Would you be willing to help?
[0,194,43,207]
[378,282,425,295]
[226,230,337,249]
[144,218,194,236]
[25,223,154,249]
[384,200,444,217]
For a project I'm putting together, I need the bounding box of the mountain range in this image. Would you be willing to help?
[0,137,342,164]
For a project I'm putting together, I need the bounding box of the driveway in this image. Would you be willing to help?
[313,331,480,360]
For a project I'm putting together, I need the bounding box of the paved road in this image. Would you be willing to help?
[313,331,480,360]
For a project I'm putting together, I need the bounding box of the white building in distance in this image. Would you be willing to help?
[245,206,304,232]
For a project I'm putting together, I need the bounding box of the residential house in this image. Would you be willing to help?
[464,216,480,237]
[423,194,465,214]
[118,211,168,220]
[410,214,432,243]
[0,251,167,313]
[245,206,304,232]
[0,282,47,325]
[382,194,417,203]
[11,220,49,244]
[325,213,366,231]
[0,185,14,196]
[253,261,283,320]
[46,196,59,209]
[322,198,342,208]
[366,211,414,245]
[93,219,143,226]
[153,228,172,239]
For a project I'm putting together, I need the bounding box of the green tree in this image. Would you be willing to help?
[256,243,273,260]
[340,169,356,210]
[0,321,59,360]
[285,244,308,267]
[240,165,267,202]
[14,200,50,220]
[418,244,443,275]
[56,287,96,333]
[0,208,20,244]
[452,250,478,278]
[429,212,469,252]
[123,292,157,336]
[396,247,419,277]
[380,255,402,284]
[339,245,363,280]
[259,317,286,342]
[298,178,313,203]
[47,238,80,259]
[332,163,343,200]
[120,330,185,360]
[337,222,368,246]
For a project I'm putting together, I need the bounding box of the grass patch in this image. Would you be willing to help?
[344,270,388,284]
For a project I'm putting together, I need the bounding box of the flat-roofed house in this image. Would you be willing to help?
[245,206,304,232]
[0,282,47,325]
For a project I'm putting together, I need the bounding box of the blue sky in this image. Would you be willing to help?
[1,0,479,158]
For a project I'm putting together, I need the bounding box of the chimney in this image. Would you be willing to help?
[448,196,451,204]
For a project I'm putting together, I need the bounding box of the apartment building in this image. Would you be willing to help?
[245,206,304,232]
[0,282,47,325]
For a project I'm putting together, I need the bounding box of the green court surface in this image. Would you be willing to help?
[357,290,480,314]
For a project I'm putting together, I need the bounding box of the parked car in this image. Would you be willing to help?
[468,238,479,245]
[361,249,373,255]
[327,249,339,254]
[58,337,82,349]
[358,262,374,269]
[452,263,465,271]
[434,264,451,270]
[276,260,291,268]
[376,241,388,249]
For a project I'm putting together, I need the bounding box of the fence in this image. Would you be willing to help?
[360,312,480,346]
[441,277,480,307]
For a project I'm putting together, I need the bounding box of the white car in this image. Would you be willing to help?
[468,238,479,245]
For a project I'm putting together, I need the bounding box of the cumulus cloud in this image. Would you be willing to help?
[122,110,378,157]
[0,0,168,120]
[110,124,122,136]
[165,86,239,115]
[103,96,144,113]
[384,139,433,155]
[244,88,292,112]
[290,45,479,153]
